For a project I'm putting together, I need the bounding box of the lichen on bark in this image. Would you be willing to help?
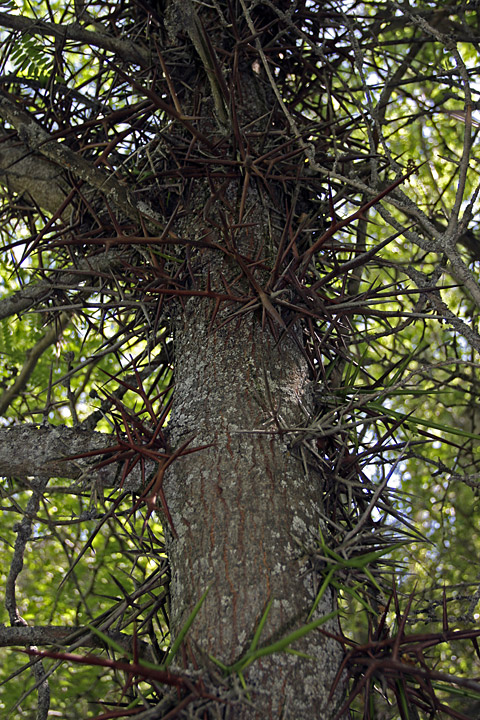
[163,192,345,716]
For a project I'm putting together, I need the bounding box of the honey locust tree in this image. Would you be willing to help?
[1,1,480,718]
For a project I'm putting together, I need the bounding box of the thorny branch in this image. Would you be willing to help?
[0,0,480,717]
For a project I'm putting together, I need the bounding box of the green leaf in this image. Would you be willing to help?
[248,599,272,652]
[163,586,210,668]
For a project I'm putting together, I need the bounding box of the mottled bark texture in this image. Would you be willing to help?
[160,1,346,713]
[0,424,152,491]
[164,211,345,717]
[0,135,69,215]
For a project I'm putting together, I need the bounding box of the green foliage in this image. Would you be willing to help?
[8,32,53,83]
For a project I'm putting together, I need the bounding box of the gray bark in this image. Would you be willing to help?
[0,624,156,661]
[159,2,346,711]
[0,424,152,490]
[166,311,345,718]
[0,98,164,228]
[164,209,345,717]
[0,136,70,215]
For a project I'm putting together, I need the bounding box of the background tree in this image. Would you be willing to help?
[1,1,480,719]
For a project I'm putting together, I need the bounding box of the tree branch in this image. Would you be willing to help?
[0,625,155,661]
[0,96,166,228]
[0,11,150,66]
[0,96,139,217]
[0,135,70,215]
[0,251,129,320]
[0,424,152,489]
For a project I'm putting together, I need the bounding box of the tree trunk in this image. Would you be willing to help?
[164,202,346,717]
